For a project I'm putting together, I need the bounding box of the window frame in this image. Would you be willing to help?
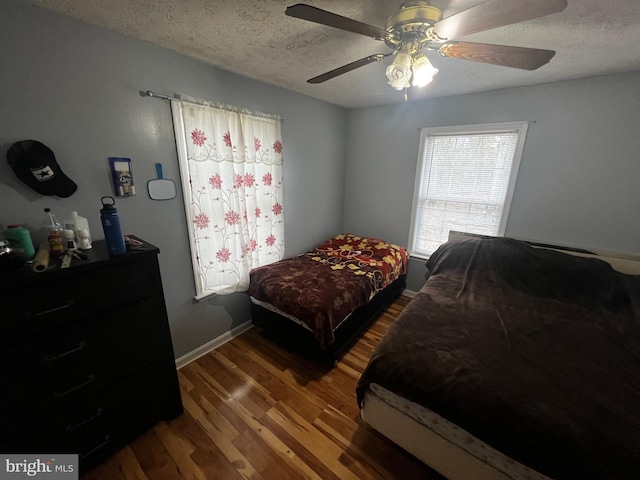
[408,121,529,259]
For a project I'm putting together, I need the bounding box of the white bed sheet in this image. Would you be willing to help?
[361,384,552,480]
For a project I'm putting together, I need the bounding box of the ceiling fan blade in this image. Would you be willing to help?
[308,53,391,84]
[286,4,391,41]
[433,0,567,41]
[439,42,556,70]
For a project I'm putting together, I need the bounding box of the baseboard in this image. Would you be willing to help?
[175,320,253,369]
[402,289,418,298]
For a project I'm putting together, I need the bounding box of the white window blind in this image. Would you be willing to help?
[409,122,528,257]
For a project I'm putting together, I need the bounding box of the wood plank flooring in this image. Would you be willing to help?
[82,295,444,480]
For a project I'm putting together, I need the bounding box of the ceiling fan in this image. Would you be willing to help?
[285,0,568,93]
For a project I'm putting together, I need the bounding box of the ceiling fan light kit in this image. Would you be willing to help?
[285,0,568,98]
[411,54,439,87]
[385,52,439,90]
[386,52,413,90]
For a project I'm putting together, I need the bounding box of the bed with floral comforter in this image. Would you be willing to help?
[249,234,408,358]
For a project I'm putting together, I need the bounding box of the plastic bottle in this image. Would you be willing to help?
[3,225,36,259]
[62,229,76,251]
[100,196,126,256]
[44,208,64,257]
[63,211,91,245]
[77,228,92,250]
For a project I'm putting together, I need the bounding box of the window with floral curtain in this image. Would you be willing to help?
[171,95,284,299]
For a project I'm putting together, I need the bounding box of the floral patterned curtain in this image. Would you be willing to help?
[171,97,284,299]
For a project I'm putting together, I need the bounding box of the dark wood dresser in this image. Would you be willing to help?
[0,236,183,473]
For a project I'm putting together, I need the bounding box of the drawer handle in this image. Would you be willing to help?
[53,374,95,398]
[65,407,104,432]
[28,299,74,318]
[42,341,87,363]
[81,435,111,460]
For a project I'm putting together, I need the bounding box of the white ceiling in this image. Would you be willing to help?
[30,0,640,109]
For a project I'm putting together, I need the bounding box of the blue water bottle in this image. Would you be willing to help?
[100,196,127,256]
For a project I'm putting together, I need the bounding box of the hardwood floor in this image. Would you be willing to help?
[82,295,444,480]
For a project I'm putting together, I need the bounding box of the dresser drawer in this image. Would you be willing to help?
[1,362,179,468]
[0,297,170,437]
[3,258,158,342]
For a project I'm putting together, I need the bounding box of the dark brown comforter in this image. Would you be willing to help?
[357,237,640,480]
[249,234,408,348]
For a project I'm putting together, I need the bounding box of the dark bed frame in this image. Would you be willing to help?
[250,275,407,365]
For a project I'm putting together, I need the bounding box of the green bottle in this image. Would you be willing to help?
[3,225,36,259]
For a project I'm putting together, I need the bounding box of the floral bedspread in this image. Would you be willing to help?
[249,234,408,348]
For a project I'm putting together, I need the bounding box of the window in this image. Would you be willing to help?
[408,122,528,258]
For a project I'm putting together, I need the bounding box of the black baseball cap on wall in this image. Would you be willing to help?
[7,140,77,198]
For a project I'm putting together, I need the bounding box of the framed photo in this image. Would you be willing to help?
[108,157,136,196]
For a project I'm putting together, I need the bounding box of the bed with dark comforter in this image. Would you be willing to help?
[249,233,408,362]
[357,236,640,480]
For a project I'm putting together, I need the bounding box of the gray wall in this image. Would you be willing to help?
[4,0,640,358]
[0,0,347,358]
[344,72,640,291]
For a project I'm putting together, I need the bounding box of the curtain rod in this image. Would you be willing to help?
[143,90,178,101]
[142,89,284,123]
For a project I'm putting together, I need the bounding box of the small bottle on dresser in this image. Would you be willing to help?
[44,208,64,257]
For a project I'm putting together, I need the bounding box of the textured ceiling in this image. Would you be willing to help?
[30,0,640,109]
